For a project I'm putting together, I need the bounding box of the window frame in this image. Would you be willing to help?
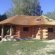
[48,28,53,32]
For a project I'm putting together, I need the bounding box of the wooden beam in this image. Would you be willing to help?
[10,25,12,36]
[1,25,4,38]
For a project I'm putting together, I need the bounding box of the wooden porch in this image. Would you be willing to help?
[0,25,48,40]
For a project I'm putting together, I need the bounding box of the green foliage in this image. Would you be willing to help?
[44,11,55,19]
[6,0,43,17]
[0,14,7,21]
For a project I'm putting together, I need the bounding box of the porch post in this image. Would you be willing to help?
[10,25,13,36]
[1,25,4,38]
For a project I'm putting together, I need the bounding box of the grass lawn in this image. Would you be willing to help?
[0,40,55,55]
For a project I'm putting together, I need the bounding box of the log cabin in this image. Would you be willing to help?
[0,15,55,40]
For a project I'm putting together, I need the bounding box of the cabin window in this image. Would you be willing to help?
[23,27,29,32]
[48,28,53,32]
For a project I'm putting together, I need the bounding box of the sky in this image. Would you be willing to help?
[0,0,55,14]
[0,0,12,15]
[40,0,55,14]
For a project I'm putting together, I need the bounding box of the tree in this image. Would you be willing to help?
[44,11,55,19]
[22,0,43,16]
[6,0,43,17]
[0,14,7,21]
